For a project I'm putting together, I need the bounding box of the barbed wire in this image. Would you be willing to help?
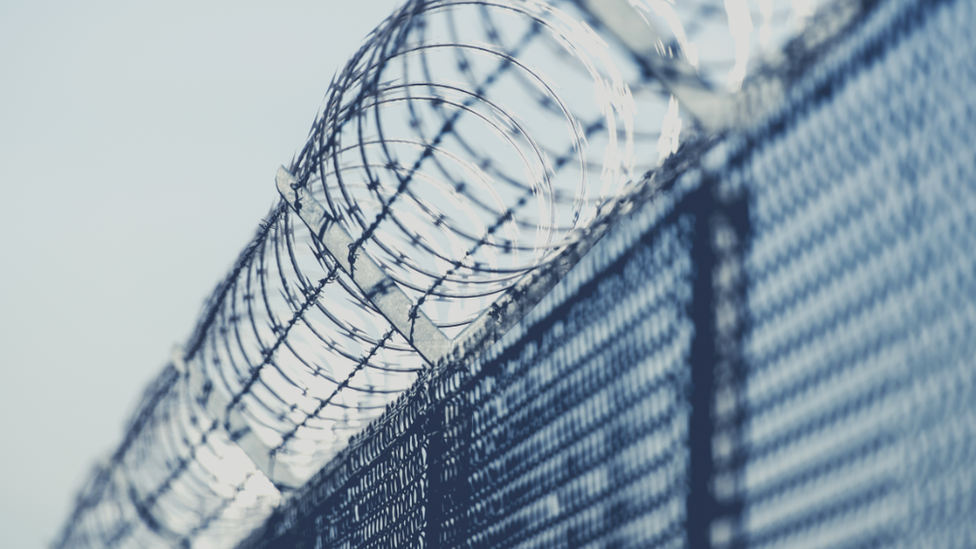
[51,0,829,548]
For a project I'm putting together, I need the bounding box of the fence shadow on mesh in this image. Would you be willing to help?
[53,0,976,547]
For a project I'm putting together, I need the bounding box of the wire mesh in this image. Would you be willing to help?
[53,0,683,545]
[52,0,872,548]
[242,150,704,549]
[712,0,976,547]
[239,0,976,548]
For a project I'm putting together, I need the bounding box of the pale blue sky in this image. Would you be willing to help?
[0,1,401,546]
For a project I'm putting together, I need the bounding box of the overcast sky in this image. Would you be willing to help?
[0,1,401,546]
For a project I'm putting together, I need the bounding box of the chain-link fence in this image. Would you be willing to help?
[53,0,976,547]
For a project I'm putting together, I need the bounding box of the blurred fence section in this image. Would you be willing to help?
[53,0,976,547]
[713,0,976,546]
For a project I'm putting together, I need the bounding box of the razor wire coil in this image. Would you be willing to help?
[52,1,825,547]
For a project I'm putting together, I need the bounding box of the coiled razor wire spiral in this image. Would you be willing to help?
[289,0,644,334]
[52,0,832,548]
